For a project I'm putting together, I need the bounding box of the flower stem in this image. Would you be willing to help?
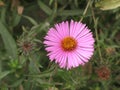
[80,0,91,21]
[91,4,103,63]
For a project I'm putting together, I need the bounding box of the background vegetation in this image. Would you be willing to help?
[0,0,120,90]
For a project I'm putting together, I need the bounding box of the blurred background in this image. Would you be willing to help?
[0,0,120,90]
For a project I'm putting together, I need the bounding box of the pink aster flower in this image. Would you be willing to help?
[44,20,95,70]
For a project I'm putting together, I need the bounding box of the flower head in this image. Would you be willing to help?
[18,40,34,55]
[44,20,95,70]
[96,66,111,80]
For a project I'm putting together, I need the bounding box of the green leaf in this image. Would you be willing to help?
[12,14,21,27]
[95,0,120,10]
[22,15,38,26]
[9,79,24,87]
[49,0,54,5]
[0,21,18,59]
[28,72,51,78]
[0,71,11,80]
[58,10,84,16]
[0,60,2,73]
[35,79,52,86]
[37,0,52,15]
[0,7,6,25]
[31,22,50,34]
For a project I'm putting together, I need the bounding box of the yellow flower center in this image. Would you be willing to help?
[61,37,77,51]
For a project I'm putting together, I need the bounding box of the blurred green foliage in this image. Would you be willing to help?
[0,0,120,90]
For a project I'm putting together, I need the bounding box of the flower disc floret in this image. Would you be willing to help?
[61,37,77,51]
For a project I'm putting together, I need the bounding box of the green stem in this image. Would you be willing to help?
[80,0,91,21]
[91,5,103,63]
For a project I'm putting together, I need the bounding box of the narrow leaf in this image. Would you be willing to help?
[0,7,6,25]
[9,79,24,87]
[22,15,38,26]
[0,71,11,80]
[12,14,21,27]
[37,0,52,15]
[0,21,18,59]
[58,10,84,16]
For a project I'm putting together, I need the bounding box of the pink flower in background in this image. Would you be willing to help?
[44,20,95,70]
